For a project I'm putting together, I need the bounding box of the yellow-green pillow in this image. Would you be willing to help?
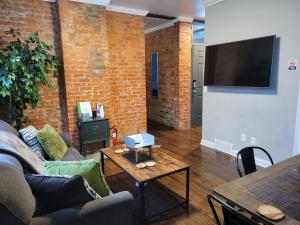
[44,160,110,197]
[37,125,67,160]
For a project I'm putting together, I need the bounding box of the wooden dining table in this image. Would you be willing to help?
[211,154,300,225]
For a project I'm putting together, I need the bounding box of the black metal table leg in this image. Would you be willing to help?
[139,182,146,225]
[207,194,222,225]
[185,167,190,209]
[104,139,110,148]
[81,144,85,156]
[101,152,104,174]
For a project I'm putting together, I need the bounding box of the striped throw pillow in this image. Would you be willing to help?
[19,125,47,161]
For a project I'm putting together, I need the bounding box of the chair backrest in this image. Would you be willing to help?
[235,146,274,177]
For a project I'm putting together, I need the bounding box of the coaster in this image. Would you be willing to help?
[115,149,124,154]
[151,144,161,149]
[146,161,156,167]
[257,205,285,221]
[136,163,147,169]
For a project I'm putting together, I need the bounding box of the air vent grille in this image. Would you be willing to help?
[214,139,233,154]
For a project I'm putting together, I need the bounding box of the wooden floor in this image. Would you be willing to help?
[104,121,239,225]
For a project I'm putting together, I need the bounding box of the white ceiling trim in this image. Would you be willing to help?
[145,16,194,34]
[202,0,225,7]
[176,16,194,23]
[106,5,149,16]
[145,20,175,34]
[70,0,110,6]
[43,0,200,18]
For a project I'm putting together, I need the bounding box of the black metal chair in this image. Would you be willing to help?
[235,146,274,177]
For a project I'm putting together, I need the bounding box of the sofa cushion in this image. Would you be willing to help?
[0,120,19,137]
[25,174,100,216]
[0,154,36,225]
[44,160,110,197]
[62,147,84,161]
[37,125,67,160]
[19,125,46,161]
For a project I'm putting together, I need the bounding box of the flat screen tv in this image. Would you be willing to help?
[204,35,276,87]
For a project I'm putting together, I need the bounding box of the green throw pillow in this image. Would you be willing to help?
[37,124,67,160]
[44,159,110,197]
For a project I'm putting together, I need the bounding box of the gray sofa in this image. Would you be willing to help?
[0,120,84,162]
[0,120,134,225]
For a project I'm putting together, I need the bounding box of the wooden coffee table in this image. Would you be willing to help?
[100,145,190,225]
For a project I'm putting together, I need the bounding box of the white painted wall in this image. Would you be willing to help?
[202,0,300,163]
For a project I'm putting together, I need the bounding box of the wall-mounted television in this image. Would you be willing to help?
[204,35,276,87]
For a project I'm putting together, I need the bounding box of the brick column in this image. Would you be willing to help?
[145,21,192,130]
[178,21,192,129]
[57,0,111,147]
[57,1,147,147]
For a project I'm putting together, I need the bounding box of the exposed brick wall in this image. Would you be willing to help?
[57,0,111,146]
[145,25,179,127]
[0,0,67,132]
[178,22,192,129]
[57,0,146,147]
[107,12,147,138]
[0,0,147,147]
[145,22,192,129]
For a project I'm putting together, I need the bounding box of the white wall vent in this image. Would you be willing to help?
[214,139,233,154]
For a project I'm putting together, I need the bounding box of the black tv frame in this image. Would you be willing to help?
[204,35,276,88]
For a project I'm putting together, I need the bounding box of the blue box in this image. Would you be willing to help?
[123,133,155,149]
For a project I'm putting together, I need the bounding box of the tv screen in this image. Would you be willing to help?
[204,35,275,87]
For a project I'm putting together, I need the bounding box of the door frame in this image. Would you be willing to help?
[293,81,300,155]
[190,43,205,127]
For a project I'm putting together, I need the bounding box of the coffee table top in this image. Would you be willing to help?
[100,145,190,183]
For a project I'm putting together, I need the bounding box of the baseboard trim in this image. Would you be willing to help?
[200,139,271,168]
[200,139,215,149]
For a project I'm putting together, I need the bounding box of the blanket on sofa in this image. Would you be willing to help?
[0,131,45,174]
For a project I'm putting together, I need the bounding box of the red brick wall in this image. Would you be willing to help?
[0,0,147,147]
[178,22,192,129]
[145,22,192,129]
[0,0,67,132]
[57,0,146,146]
[145,25,179,128]
[107,12,147,138]
[57,0,111,146]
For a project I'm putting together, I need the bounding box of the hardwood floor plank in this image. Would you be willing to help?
[104,122,238,224]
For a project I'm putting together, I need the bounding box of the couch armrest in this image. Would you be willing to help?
[29,191,134,225]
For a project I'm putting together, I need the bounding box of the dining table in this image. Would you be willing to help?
[209,154,300,225]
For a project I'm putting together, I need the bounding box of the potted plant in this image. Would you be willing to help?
[0,28,60,129]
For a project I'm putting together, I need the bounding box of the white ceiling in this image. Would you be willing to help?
[144,17,173,31]
[62,0,225,32]
[110,0,205,20]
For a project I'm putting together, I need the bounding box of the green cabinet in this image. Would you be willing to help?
[77,118,110,156]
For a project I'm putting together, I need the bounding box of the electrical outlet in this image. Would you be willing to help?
[241,134,246,142]
[251,137,256,145]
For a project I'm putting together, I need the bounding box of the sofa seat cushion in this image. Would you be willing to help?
[62,147,84,161]
[25,174,100,216]
[0,154,36,225]
[44,160,110,197]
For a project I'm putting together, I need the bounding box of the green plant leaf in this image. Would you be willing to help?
[0,28,60,128]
